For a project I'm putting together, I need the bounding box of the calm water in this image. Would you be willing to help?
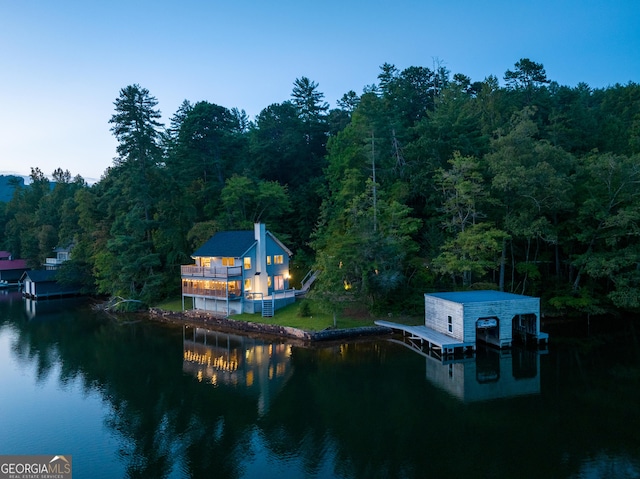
[1,290,639,479]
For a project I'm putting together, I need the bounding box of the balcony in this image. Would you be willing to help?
[182,283,241,300]
[181,265,243,279]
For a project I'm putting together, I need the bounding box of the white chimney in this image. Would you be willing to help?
[254,223,268,295]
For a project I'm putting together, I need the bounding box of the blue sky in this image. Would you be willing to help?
[1,0,639,182]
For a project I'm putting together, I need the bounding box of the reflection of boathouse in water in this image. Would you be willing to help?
[390,336,544,402]
[425,347,542,402]
[182,326,293,414]
[378,290,548,402]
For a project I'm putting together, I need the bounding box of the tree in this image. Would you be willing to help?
[167,100,244,188]
[249,102,308,186]
[313,178,420,311]
[571,152,640,310]
[432,223,509,287]
[504,58,549,90]
[249,97,328,257]
[110,85,163,168]
[432,153,507,287]
[108,84,164,222]
[291,76,329,122]
[96,85,166,303]
[486,107,574,293]
[218,175,291,230]
[434,152,487,235]
[337,90,360,113]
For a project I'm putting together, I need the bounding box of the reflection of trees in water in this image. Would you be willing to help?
[6,304,640,479]
[7,307,255,479]
[260,338,640,479]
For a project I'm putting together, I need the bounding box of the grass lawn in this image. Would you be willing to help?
[153,297,422,331]
[230,301,374,331]
[155,296,192,312]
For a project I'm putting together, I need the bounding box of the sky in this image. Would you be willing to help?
[1,0,639,183]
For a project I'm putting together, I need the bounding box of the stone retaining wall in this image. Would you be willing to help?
[148,308,392,342]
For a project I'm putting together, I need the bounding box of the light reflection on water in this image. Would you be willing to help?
[0,295,639,478]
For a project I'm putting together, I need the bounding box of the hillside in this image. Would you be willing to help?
[0,175,25,203]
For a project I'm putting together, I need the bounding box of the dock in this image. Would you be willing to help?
[374,320,476,357]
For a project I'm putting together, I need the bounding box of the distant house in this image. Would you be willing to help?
[21,270,81,300]
[44,245,73,270]
[0,251,29,284]
[424,290,548,349]
[181,223,294,316]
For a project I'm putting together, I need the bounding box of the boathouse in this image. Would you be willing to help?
[20,270,82,300]
[424,290,548,349]
[375,290,548,357]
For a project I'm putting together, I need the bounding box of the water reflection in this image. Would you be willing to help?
[0,288,22,303]
[390,336,545,402]
[23,296,90,319]
[182,326,293,415]
[1,300,639,479]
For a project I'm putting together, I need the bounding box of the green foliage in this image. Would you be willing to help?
[219,175,291,229]
[433,223,509,287]
[3,67,640,317]
[297,300,312,318]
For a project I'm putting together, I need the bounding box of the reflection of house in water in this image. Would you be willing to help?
[425,347,542,402]
[182,326,293,414]
[392,336,544,402]
[0,289,23,304]
[24,297,88,320]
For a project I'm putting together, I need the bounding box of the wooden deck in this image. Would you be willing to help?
[375,320,476,356]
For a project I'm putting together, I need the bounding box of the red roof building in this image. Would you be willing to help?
[0,252,29,283]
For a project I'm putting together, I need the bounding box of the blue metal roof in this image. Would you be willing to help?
[22,270,57,282]
[192,231,256,258]
[426,290,537,303]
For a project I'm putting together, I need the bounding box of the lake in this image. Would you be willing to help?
[1,290,639,478]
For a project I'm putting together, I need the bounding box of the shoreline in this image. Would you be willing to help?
[148,307,393,342]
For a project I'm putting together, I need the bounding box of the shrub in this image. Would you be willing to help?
[297,300,312,317]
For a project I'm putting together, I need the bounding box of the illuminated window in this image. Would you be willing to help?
[274,275,284,290]
[267,276,272,288]
[274,255,284,264]
[201,257,211,268]
[266,256,271,265]
[244,278,252,290]
[222,257,234,267]
[244,257,251,269]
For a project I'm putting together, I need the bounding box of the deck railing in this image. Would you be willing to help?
[245,289,296,301]
[182,284,241,299]
[181,265,243,278]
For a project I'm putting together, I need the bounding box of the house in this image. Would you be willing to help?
[44,245,72,270]
[0,251,29,284]
[21,270,82,300]
[424,290,548,349]
[181,223,295,316]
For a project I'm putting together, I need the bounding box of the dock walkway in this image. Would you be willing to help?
[374,320,476,356]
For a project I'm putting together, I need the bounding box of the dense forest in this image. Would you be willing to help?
[2,58,639,317]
